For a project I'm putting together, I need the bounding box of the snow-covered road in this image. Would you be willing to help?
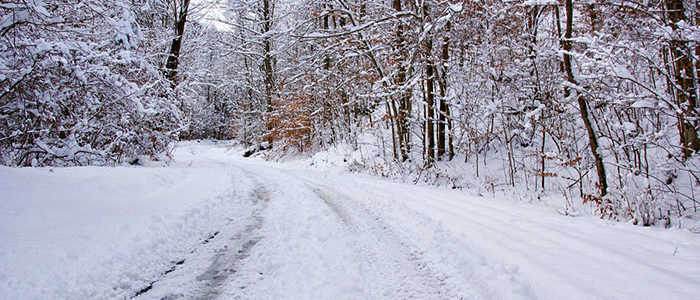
[2,142,699,299]
[134,148,531,299]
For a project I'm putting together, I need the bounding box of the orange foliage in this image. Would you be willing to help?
[562,157,582,167]
[265,91,316,152]
[583,194,617,220]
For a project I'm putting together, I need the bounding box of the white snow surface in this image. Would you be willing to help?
[1,142,699,299]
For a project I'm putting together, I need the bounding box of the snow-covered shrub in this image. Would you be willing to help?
[0,0,181,166]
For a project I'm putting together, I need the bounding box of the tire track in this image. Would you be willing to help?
[133,184,270,300]
[194,185,270,300]
[309,184,459,299]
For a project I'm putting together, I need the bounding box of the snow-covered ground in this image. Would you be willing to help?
[0,142,253,299]
[1,142,699,299]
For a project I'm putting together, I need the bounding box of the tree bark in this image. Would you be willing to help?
[436,21,451,160]
[696,0,700,104]
[666,0,700,158]
[426,39,435,166]
[563,0,608,196]
[164,0,190,88]
[393,0,410,161]
[262,0,275,114]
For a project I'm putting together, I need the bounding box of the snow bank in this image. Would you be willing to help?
[0,142,251,299]
[264,145,700,299]
[324,172,700,300]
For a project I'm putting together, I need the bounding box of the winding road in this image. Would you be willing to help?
[128,143,700,300]
[131,157,526,300]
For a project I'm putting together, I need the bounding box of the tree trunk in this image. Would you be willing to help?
[426,40,435,166]
[260,0,276,145]
[696,0,700,104]
[393,0,409,161]
[563,0,608,196]
[666,0,700,158]
[437,21,451,160]
[446,100,454,160]
[164,0,190,88]
[262,0,275,114]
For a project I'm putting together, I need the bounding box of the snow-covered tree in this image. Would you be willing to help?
[0,0,182,166]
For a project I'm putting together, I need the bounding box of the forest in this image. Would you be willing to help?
[2,0,699,227]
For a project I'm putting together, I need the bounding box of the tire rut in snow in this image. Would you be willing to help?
[194,185,269,300]
[132,185,270,300]
[310,185,457,299]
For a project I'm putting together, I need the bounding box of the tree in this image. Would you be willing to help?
[665,0,700,158]
[0,0,183,166]
[562,0,608,196]
[164,0,192,88]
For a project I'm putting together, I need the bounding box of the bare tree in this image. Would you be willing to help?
[665,0,700,159]
[562,0,608,196]
[164,0,192,88]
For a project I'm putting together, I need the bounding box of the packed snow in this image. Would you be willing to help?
[1,142,699,299]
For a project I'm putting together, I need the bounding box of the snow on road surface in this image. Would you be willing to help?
[0,143,257,299]
[1,142,699,299]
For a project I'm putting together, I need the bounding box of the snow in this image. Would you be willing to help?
[449,2,463,13]
[278,145,700,299]
[321,174,700,299]
[521,0,558,6]
[0,142,246,298]
[2,142,700,299]
[631,99,655,109]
